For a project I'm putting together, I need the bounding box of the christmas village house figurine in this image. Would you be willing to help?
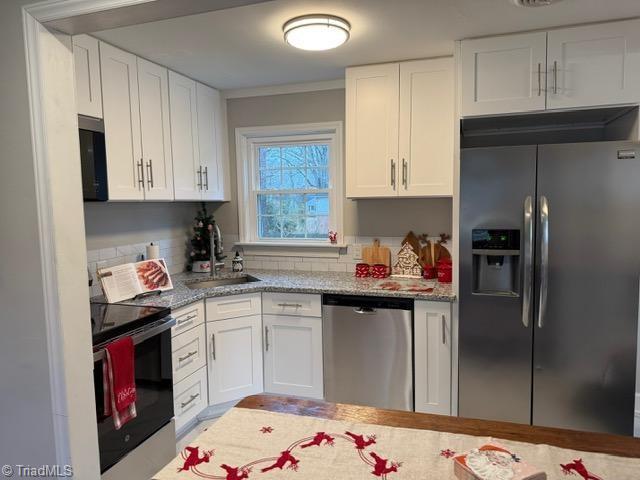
[392,242,422,278]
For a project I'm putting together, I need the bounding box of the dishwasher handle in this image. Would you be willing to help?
[353,306,377,315]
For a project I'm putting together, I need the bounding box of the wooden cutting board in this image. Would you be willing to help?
[420,241,451,267]
[362,239,391,267]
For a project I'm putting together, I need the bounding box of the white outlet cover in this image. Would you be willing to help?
[351,244,362,260]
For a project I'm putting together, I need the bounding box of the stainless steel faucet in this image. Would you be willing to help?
[210,221,225,274]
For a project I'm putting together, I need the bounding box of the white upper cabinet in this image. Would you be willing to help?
[461,32,548,116]
[169,71,201,201]
[99,42,144,201]
[399,58,454,197]
[346,59,454,198]
[196,83,227,201]
[137,58,174,200]
[547,19,640,110]
[346,63,399,198]
[72,35,102,118]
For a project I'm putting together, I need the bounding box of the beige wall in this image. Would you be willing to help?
[0,0,58,468]
[217,89,452,238]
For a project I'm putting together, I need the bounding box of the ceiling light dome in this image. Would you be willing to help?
[283,14,350,51]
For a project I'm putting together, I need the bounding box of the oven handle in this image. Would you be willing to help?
[93,317,176,362]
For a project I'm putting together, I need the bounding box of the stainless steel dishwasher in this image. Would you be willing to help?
[322,294,413,411]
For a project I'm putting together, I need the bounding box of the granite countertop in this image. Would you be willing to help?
[93,269,456,310]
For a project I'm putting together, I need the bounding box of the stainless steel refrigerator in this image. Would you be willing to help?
[459,141,639,436]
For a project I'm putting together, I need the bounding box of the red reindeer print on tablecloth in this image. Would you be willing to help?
[259,426,273,434]
[220,464,251,480]
[345,431,377,449]
[177,446,214,472]
[369,452,401,477]
[177,428,400,479]
[260,450,300,473]
[561,459,603,480]
[300,432,335,448]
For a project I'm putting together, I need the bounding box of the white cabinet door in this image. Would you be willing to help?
[461,32,547,116]
[169,71,201,200]
[346,63,399,198]
[196,83,227,201]
[207,315,263,405]
[72,35,102,118]
[263,315,323,399]
[414,301,451,415]
[137,58,174,200]
[547,19,640,110]
[399,58,454,197]
[99,42,143,200]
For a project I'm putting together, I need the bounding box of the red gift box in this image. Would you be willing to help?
[437,259,452,283]
[371,264,389,278]
[355,263,371,277]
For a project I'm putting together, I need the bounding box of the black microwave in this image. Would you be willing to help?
[79,116,108,201]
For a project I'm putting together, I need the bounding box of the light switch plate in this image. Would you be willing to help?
[351,244,362,260]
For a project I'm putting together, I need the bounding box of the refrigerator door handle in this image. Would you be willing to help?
[522,196,533,328]
[538,196,550,328]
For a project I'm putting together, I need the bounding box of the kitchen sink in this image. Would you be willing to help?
[185,275,261,290]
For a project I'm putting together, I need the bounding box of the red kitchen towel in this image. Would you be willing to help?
[103,336,137,429]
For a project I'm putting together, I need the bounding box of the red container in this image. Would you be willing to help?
[422,264,437,280]
[437,259,452,283]
[371,264,389,279]
[355,263,371,278]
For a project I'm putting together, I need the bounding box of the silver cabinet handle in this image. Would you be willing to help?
[211,333,216,360]
[402,158,408,189]
[181,393,199,409]
[538,196,550,329]
[178,350,197,362]
[197,166,203,190]
[441,314,446,345]
[146,159,154,188]
[177,314,197,325]
[203,166,209,190]
[552,61,558,95]
[137,159,144,190]
[522,196,533,328]
[390,159,396,189]
[537,63,542,96]
[264,326,270,351]
[276,303,303,308]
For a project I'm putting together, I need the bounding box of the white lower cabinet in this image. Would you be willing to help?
[174,367,208,434]
[414,300,452,415]
[207,314,264,405]
[263,314,323,399]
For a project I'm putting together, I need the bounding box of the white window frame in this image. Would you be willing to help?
[235,122,344,249]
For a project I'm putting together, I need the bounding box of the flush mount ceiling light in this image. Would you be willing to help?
[283,14,350,51]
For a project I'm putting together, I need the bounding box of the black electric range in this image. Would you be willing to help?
[90,301,175,473]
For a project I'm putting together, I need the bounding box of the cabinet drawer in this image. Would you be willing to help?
[172,323,206,384]
[172,301,205,337]
[174,366,207,433]
[206,293,261,321]
[262,293,321,317]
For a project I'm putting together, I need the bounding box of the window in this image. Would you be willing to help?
[236,122,343,246]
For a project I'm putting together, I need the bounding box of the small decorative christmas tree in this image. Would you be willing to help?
[189,203,214,269]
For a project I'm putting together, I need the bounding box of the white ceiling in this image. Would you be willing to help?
[93,0,640,91]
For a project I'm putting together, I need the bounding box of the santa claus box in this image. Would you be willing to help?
[453,444,547,480]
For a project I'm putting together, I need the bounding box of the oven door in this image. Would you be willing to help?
[94,321,174,473]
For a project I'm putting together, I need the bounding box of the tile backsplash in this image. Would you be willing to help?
[87,234,189,297]
[87,233,453,298]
